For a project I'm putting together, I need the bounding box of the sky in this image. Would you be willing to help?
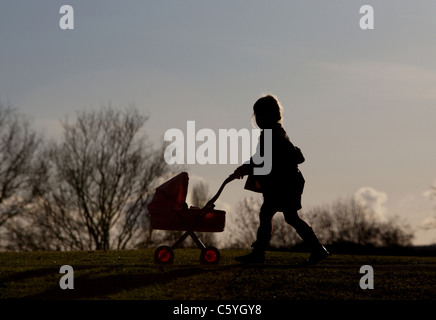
[1,1,436,245]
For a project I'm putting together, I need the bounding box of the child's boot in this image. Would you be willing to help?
[299,226,329,264]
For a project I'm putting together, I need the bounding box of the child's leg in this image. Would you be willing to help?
[254,202,277,252]
[235,202,276,263]
[283,211,321,248]
[283,210,329,263]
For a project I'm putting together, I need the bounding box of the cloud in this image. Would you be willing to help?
[354,187,388,221]
[421,216,436,231]
[423,178,436,200]
[421,179,436,231]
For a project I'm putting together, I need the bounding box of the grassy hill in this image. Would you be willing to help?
[1,249,435,301]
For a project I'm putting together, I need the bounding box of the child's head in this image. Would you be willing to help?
[252,95,283,129]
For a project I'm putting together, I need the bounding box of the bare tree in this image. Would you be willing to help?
[0,104,41,227]
[377,215,414,247]
[328,197,380,246]
[191,181,209,208]
[303,197,414,247]
[226,196,261,249]
[270,215,302,249]
[5,105,171,251]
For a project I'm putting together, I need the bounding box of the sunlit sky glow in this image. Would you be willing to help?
[1,1,435,244]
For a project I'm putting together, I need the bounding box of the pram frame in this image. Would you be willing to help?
[154,228,220,265]
[172,230,205,250]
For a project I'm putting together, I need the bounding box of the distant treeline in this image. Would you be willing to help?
[0,103,431,253]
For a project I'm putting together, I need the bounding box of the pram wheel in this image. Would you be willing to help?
[200,246,220,265]
[154,246,174,264]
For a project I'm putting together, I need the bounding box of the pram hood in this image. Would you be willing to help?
[148,171,226,232]
[148,172,189,215]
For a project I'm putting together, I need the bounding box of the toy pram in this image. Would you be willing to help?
[148,172,234,265]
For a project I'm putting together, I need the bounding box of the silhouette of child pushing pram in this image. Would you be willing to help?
[231,95,329,264]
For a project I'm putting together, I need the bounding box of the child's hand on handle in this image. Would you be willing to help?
[228,173,241,181]
[231,164,251,180]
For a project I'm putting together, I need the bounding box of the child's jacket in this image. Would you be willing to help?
[243,123,305,211]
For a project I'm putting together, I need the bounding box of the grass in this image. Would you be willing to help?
[0,249,435,300]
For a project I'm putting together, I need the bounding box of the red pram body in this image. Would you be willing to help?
[148,172,229,264]
[148,172,225,232]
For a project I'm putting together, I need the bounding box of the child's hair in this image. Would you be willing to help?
[252,94,283,128]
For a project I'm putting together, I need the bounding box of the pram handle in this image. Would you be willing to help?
[202,174,237,211]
